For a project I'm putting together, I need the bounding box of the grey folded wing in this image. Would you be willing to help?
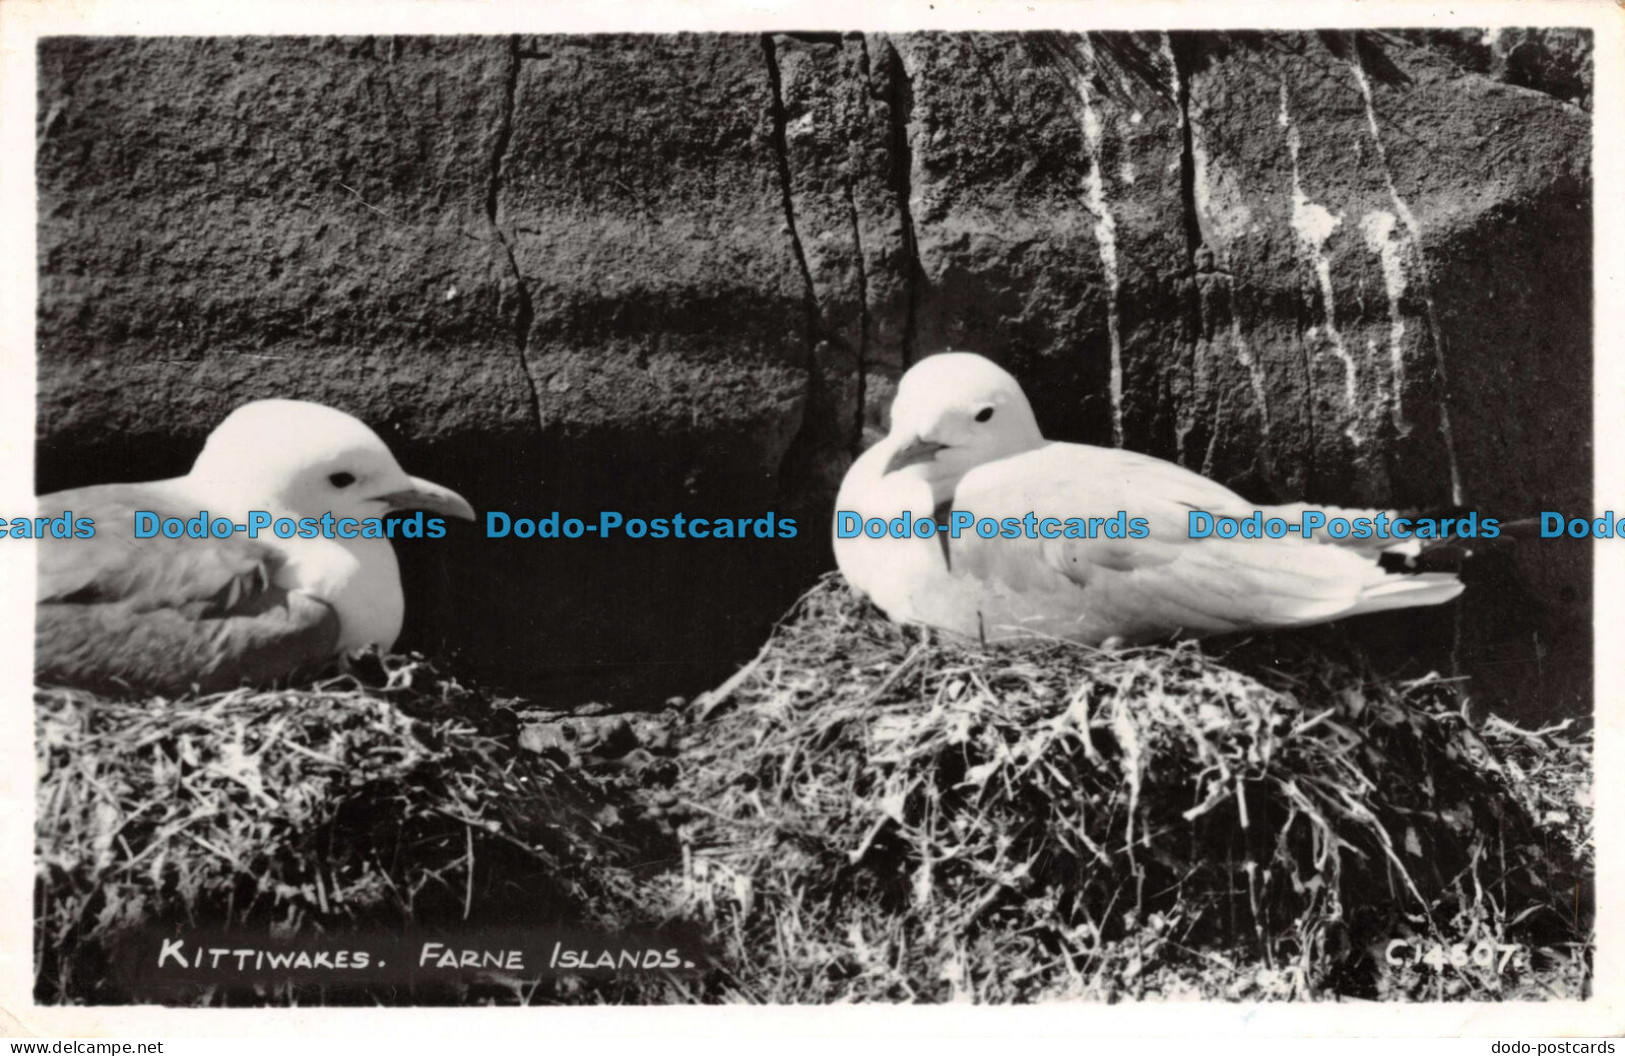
[35,486,341,695]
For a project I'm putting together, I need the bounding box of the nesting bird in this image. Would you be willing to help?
[834,353,1463,645]
[36,399,475,694]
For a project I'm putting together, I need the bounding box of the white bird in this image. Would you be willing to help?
[36,399,476,694]
[834,353,1463,645]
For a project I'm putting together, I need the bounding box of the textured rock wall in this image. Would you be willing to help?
[35,32,1592,716]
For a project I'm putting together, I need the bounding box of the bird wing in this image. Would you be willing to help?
[947,443,1460,639]
[1058,448,1419,557]
[36,485,342,695]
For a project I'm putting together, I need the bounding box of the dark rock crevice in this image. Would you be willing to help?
[1168,34,1203,261]
[487,35,543,433]
[492,236,540,430]
[760,33,825,488]
[762,34,822,339]
[1164,32,1211,469]
[485,36,520,226]
[1274,83,1320,497]
[882,38,921,369]
[1293,275,1320,496]
[856,34,876,97]
[845,182,871,452]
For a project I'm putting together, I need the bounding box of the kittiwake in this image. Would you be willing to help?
[834,353,1463,645]
[36,399,476,694]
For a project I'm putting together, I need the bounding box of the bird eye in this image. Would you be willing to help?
[974,407,995,423]
[328,472,356,488]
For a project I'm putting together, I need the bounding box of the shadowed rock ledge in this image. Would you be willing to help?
[35,31,1591,718]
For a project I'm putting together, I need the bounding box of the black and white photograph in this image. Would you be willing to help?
[3,0,1619,1032]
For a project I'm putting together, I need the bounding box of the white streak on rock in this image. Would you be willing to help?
[1360,209,1411,436]
[1350,60,1463,504]
[1163,32,1196,466]
[1180,60,1268,438]
[1282,87,1361,445]
[1187,109,1253,245]
[1072,37,1123,448]
[1230,322,1270,440]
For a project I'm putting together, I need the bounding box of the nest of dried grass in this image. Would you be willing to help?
[35,655,684,1005]
[675,575,1592,1002]
[35,576,1591,1005]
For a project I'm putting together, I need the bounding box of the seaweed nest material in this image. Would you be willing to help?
[675,575,1593,1002]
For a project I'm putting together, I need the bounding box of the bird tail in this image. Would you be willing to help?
[1383,511,1541,572]
[1258,502,1416,556]
[1262,502,1536,566]
[1348,572,1466,616]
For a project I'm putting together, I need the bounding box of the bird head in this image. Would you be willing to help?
[881,353,1044,495]
[187,400,476,524]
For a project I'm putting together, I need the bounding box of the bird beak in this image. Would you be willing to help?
[375,476,476,520]
[884,436,949,475]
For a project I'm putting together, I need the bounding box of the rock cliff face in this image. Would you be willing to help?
[36,31,1591,717]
